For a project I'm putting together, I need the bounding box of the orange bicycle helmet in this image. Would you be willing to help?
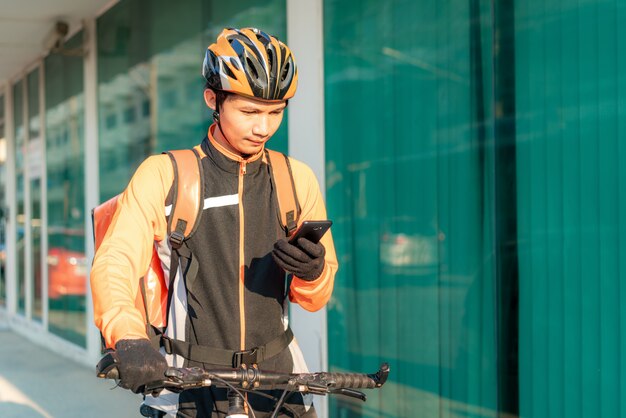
[202,27,298,101]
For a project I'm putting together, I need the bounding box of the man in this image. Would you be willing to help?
[91,27,338,417]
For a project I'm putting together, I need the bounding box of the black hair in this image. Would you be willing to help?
[204,82,231,112]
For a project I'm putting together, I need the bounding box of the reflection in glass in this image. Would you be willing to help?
[97,0,287,201]
[45,32,87,347]
[325,0,498,416]
[13,80,26,315]
[31,178,42,321]
[28,68,43,322]
[515,2,625,417]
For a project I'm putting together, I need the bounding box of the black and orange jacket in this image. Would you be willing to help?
[91,124,338,352]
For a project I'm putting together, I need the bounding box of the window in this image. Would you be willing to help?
[45,31,87,347]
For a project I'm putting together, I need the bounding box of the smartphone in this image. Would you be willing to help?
[289,220,333,244]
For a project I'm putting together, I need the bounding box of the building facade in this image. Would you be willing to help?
[0,0,624,417]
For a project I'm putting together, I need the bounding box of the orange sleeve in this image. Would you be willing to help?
[287,158,338,312]
[90,155,173,348]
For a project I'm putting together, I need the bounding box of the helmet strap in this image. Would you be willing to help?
[212,108,227,140]
[213,110,231,150]
[212,99,248,158]
[212,108,226,138]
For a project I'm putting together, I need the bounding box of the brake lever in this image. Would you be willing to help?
[299,381,329,396]
[297,383,367,402]
[96,351,120,380]
[330,388,367,401]
[144,379,188,395]
[166,367,211,384]
[144,367,213,394]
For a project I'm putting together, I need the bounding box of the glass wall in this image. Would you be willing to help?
[97,0,287,202]
[45,32,87,347]
[325,0,625,417]
[27,68,43,322]
[325,1,498,416]
[13,79,26,316]
[0,92,5,307]
[515,1,626,417]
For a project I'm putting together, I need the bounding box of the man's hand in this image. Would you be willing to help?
[115,339,168,394]
[272,237,326,281]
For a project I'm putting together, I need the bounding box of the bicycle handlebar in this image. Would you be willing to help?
[96,351,389,400]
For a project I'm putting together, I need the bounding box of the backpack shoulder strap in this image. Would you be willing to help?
[265,149,301,236]
[165,148,204,248]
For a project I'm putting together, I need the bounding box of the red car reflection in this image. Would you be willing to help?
[47,247,87,300]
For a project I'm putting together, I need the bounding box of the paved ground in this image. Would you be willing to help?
[0,328,142,418]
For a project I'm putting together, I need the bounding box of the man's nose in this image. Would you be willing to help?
[252,116,269,137]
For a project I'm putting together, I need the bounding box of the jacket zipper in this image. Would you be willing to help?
[238,160,247,350]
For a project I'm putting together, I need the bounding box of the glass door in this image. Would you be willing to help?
[13,79,26,316]
[12,65,44,322]
[27,67,43,322]
[45,35,87,346]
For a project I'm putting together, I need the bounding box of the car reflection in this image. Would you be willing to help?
[47,247,87,309]
[380,218,439,277]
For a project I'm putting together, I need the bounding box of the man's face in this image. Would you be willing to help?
[205,90,287,157]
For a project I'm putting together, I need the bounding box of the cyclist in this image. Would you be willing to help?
[90,27,338,417]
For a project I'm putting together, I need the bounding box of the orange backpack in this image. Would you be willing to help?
[92,148,301,338]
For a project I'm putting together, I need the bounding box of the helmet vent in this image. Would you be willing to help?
[255,33,269,45]
[280,62,290,82]
[246,57,259,80]
[222,63,236,80]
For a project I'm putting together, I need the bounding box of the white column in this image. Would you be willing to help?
[83,17,102,364]
[286,1,328,417]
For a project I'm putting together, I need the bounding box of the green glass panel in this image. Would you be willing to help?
[97,0,287,202]
[45,32,87,347]
[325,0,498,416]
[27,69,40,140]
[618,2,626,413]
[13,79,25,315]
[516,1,625,417]
[27,68,43,322]
[597,2,619,412]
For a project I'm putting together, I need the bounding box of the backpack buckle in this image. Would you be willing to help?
[285,210,297,236]
[169,231,185,249]
[232,347,263,367]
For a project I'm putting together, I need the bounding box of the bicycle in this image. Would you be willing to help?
[97,351,389,418]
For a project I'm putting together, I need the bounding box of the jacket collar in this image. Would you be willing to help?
[200,124,265,175]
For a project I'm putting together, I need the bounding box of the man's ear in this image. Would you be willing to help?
[204,89,217,110]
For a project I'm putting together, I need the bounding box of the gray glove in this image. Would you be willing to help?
[115,339,168,394]
[272,237,326,281]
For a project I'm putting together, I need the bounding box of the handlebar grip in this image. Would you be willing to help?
[323,372,378,389]
[322,363,390,390]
